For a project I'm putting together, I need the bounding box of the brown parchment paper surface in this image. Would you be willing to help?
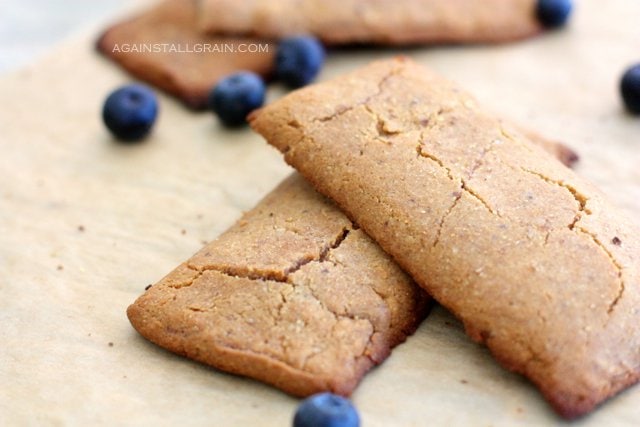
[1,1,640,425]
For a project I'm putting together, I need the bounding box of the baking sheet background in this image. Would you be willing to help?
[2,1,640,425]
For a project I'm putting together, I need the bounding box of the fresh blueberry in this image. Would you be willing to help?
[102,84,158,142]
[293,393,360,427]
[208,72,266,127]
[621,64,640,115]
[275,36,325,88]
[536,0,573,28]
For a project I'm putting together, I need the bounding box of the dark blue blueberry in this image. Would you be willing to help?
[102,84,158,142]
[293,393,360,427]
[536,0,573,28]
[275,36,325,88]
[208,72,266,127]
[621,64,640,115]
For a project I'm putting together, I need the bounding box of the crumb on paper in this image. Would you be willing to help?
[181,229,187,235]
[612,236,622,246]
[108,342,114,347]
[145,284,153,291]
[56,265,64,271]
[78,225,85,232]
[460,379,468,384]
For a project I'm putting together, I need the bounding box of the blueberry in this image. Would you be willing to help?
[208,72,266,127]
[276,36,325,88]
[293,393,360,427]
[102,84,158,142]
[621,64,640,115]
[536,0,573,28]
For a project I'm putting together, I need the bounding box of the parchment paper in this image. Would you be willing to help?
[2,1,640,425]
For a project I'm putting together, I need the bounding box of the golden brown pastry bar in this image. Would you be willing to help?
[199,0,542,45]
[127,174,430,397]
[250,57,640,419]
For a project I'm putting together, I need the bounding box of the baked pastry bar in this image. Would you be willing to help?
[97,0,274,109]
[127,174,430,396]
[200,0,542,45]
[251,57,640,418]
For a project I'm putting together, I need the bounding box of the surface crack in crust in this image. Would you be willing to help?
[184,226,352,284]
[415,144,499,217]
[432,195,462,249]
[362,104,397,146]
[299,275,377,368]
[411,105,500,218]
[284,225,386,368]
[459,182,499,216]
[415,141,464,248]
[520,168,591,230]
[172,225,385,373]
[574,226,626,314]
[500,126,536,156]
[317,227,351,263]
[519,168,625,314]
[313,67,400,124]
[168,267,204,289]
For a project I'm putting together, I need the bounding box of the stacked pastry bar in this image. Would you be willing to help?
[128,174,430,396]
[199,0,543,45]
[250,58,640,418]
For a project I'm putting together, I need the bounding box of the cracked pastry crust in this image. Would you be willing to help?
[127,174,430,397]
[250,57,640,419]
[199,0,542,45]
[97,0,274,109]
